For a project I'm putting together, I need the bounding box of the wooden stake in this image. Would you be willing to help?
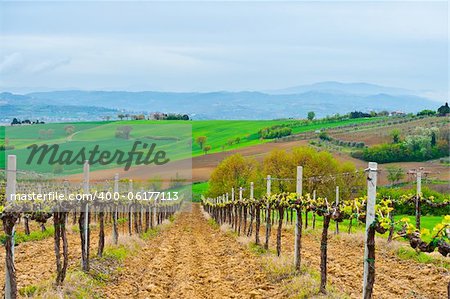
[264,175,271,250]
[416,170,422,230]
[294,166,303,271]
[363,162,377,299]
[5,155,16,299]
[335,186,339,235]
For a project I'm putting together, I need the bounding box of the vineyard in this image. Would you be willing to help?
[0,155,184,298]
[0,148,449,298]
[201,149,450,298]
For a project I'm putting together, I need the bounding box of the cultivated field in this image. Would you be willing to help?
[0,115,448,299]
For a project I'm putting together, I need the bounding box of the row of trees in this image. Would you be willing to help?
[417,103,449,117]
[207,147,364,201]
[353,126,449,163]
[317,131,366,148]
[117,113,190,121]
[10,118,45,126]
[258,125,292,139]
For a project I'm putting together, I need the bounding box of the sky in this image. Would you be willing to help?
[0,1,448,97]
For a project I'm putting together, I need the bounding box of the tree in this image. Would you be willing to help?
[307,111,315,121]
[386,166,405,185]
[47,129,54,139]
[437,102,450,116]
[318,131,331,141]
[195,136,207,149]
[64,125,75,136]
[118,114,125,120]
[115,126,133,139]
[11,118,21,126]
[417,109,436,117]
[203,145,211,155]
[390,129,401,144]
[263,150,292,192]
[208,154,262,198]
[431,131,437,147]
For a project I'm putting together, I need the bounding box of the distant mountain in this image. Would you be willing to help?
[268,81,413,96]
[0,92,118,124]
[0,82,441,121]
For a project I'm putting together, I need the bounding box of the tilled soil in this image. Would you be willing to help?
[263,220,449,299]
[0,206,448,298]
[0,222,110,295]
[103,205,285,298]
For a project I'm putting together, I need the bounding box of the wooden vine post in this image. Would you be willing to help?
[4,155,17,299]
[294,166,303,271]
[312,190,316,229]
[363,162,377,299]
[247,182,254,237]
[254,182,261,244]
[264,175,271,250]
[238,187,243,235]
[415,169,422,230]
[113,173,119,244]
[79,160,91,272]
[335,186,339,235]
[231,187,235,229]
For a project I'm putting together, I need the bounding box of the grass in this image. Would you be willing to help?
[103,245,130,262]
[278,209,444,234]
[0,226,55,245]
[192,181,209,202]
[395,246,450,268]
[248,242,267,255]
[18,270,103,299]
[207,217,220,229]
[392,215,443,232]
[18,285,38,297]
[0,117,385,171]
[143,117,383,156]
[140,227,160,240]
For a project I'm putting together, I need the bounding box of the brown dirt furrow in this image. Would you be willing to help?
[105,204,285,299]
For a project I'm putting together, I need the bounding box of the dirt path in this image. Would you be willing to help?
[102,204,285,299]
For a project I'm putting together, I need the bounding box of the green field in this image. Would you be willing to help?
[192,181,209,202]
[115,117,383,156]
[0,117,384,172]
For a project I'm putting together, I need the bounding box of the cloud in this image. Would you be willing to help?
[0,52,24,74]
[26,58,71,74]
[0,49,71,76]
[0,1,447,92]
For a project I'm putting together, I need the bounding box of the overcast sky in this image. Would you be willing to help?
[0,1,448,96]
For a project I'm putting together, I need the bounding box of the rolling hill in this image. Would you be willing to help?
[0,82,441,122]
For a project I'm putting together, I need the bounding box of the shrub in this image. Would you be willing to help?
[318,131,331,141]
[259,125,292,139]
